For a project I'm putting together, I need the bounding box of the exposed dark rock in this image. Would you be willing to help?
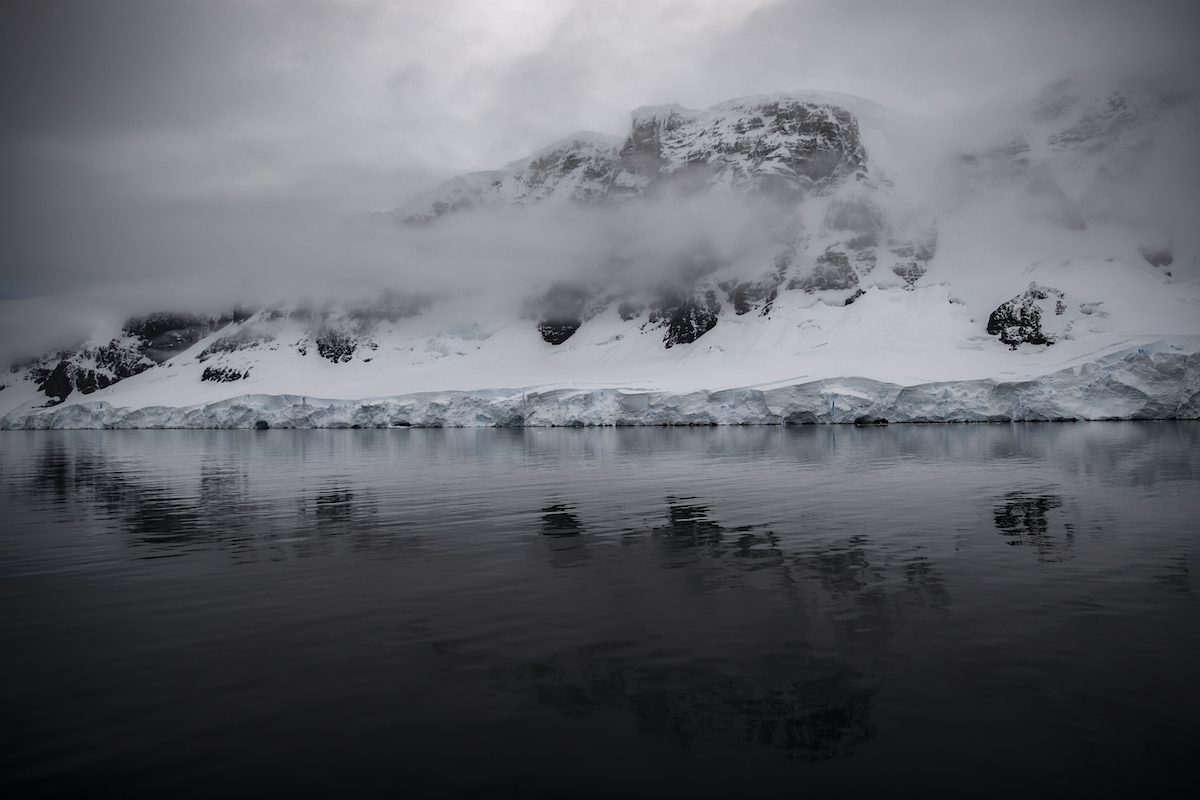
[315,329,358,363]
[853,415,888,426]
[27,336,157,401]
[612,99,866,200]
[122,312,219,363]
[27,313,211,403]
[535,283,591,345]
[201,366,248,382]
[844,289,866,306]
[648,289,721,347]
[613,108,681,196]
[537,321,580,346]
[38,361,73,402]
[90,339,153,378]
[507,136,618,205]
[254,420,270,430]
[987,283,1065,348]
[758,100,866,184]
[74,370,114,395]
[122,312,205,342]
[198,331,275,362]
[887,226,937,287]
[28,309,206,402]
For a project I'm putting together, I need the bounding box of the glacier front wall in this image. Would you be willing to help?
[3,340,1196,429]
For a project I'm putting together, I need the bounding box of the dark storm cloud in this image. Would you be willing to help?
[0,0,1198,361]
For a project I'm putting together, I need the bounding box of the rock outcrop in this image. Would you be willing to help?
[648,289,722,348]
[25,312,235,404]
[987,284,1068,348]
[535,284,591,345]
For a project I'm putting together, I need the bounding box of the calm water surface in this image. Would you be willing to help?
[1,424,1198,797]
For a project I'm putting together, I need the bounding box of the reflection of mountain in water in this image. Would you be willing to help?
[813,535,882,596]
[904,556,950,608]
[30,443,218,548]
[647,673,874,759]
[312,487,356,523]
[993,491,1074,562]
[540,504,583,536]
[657,499,725,548]
[652,497,785,570]
[19,442,396,559]
[489,654,874,761]
[537,495,952,655]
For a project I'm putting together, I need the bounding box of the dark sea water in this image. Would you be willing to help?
[1,424,1197,798]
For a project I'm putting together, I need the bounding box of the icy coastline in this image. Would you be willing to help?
[4,339,1195,429]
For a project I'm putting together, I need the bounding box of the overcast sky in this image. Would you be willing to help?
[1,0,1198,337]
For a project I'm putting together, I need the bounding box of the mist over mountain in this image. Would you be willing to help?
[2,71,1198,427]
[1,1,1198,426]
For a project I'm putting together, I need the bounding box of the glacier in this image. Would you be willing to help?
[4,338,1195,429]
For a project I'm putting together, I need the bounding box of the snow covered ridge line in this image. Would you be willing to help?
[3,341,1196,429]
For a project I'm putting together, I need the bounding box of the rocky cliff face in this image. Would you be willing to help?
[21,312,251,406]
[392,93,870,224]
[610,96,866,200]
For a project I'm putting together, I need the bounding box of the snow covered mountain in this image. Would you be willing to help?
[3,80,1198,428]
